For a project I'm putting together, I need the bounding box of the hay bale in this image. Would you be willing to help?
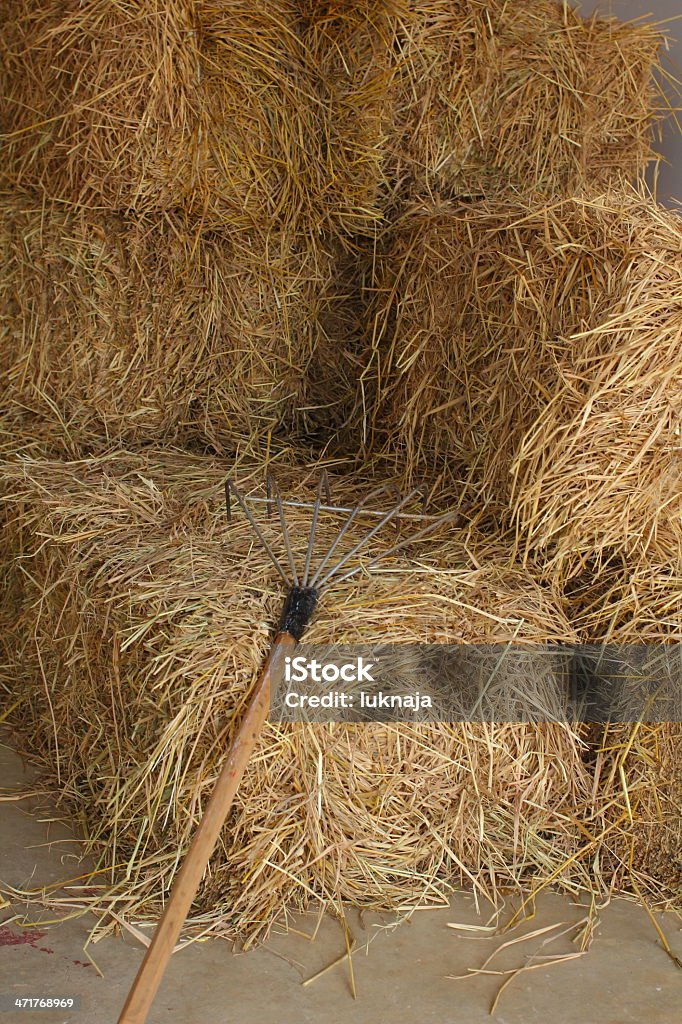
[370,188,682,576]
[578,720,681,910]
[0,0,319,233]
[0,196,356,455]
[563,558,681,907]
[297,0,404,233]
[2,2,666,233]
[295,0,666,220]
[1,448,604,942]
[391,1,665,198]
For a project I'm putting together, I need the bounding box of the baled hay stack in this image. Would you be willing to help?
[391,1,666,198]
[0,0,319,233]
[291,0,666,221]
[1,448,607,942]
[297,0,403,234]
[0,197,356,455]
[568,572,682,909]
[2,2,666,234]
[370,188,682,577]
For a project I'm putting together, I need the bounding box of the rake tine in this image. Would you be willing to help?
[265,472,276,521]
[321,469,331,507]
[315,487,425,590]
[225,479,290,586]
[308,481,395,588]
[224,479,232,522]
[302,472,328,588]
[329,509,459,587]
[268,475,299,587]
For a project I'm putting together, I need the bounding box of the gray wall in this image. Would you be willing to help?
[580,0,681,205]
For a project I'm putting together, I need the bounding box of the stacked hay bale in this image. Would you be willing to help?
[367,179,682,913]
[0,0,366,456]
[0,200,353,455]
[1,0,679,945]
[2,1,664,215]
[1,2,667,460]
[1,450,598,941]
[349,2,680,922]
[390,0,664,199]
[293,0,665,216]
[1,0,314,227]
[369,189,682,578]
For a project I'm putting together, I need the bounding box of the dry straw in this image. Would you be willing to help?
[567,574,682,918]
[297,0,405,233]
[568,556,682,645]
[587,721,681,907]
[368,186,682,578]
[1,0,679,955]
[1,0,321,234]
[548,544,675,913]
[567,550,681,894]
[0,196,359,456]
[1,447,623,944]
[389,1,667,199]
[297,0,668,219]
[1,2,668,233]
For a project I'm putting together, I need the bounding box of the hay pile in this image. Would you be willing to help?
[0,0,319,233]
[390,1,665,199]
[369,188,682,576]
[2,448,622,941]
[1,0,680,951]
[0,197,361,456]
[0,1,673,459]
[2,2,666,225]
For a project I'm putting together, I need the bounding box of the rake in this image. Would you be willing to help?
[118,472,456,1024]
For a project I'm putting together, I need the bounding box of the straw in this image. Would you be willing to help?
[1,1,318,234]
[2,2,669,228]
[369,185,682,578]
[388,2,668,200]
[0,447,609,946]
[0,196,359,456]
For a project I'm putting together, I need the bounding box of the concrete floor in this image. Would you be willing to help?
[1,736,680,1024]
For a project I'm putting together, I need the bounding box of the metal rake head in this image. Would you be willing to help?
[225,471,458,598]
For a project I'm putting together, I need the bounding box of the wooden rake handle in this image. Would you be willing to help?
[118,631,296,1024]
